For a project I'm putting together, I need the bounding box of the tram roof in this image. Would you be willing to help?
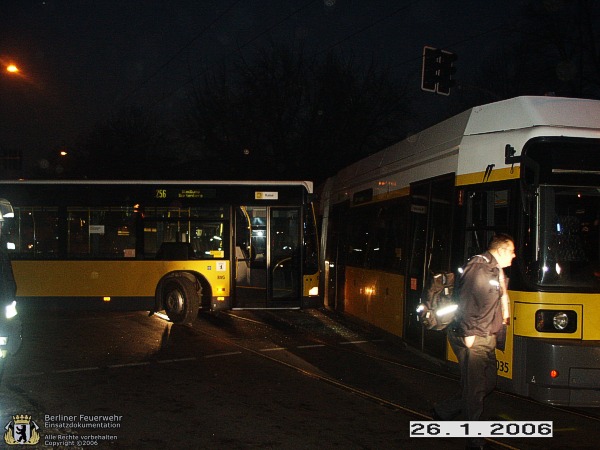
[330,96,600,197]
[464,96,600,135]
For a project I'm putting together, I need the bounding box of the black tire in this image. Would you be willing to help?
[162,278,199,325]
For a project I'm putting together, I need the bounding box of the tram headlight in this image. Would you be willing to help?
[552,312,569,330]
[535,309,577,333]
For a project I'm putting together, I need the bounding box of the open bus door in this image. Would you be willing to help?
[404,175,454,358]
[233,206,302,308]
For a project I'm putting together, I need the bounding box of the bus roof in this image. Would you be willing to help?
[0,179,314,194]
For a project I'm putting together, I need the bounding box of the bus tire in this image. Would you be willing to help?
[162,278,199,325]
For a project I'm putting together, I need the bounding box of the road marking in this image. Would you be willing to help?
[107,361,150,368]
[204,351,242,358]
[5,339,385,379]
[157,357,197,364]
[53,366,100,374]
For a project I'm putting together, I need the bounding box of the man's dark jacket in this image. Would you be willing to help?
[454,251,503,337]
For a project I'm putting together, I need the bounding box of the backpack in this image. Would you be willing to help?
[416,272,457,331]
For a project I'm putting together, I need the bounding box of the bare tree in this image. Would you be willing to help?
[182,42,412,182]
[74,107,175,179]
[467,0,600,104]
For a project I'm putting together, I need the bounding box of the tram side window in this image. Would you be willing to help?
[347,215,368,267]
[345,200,407,272]
[9,208,60,258]
[464,189,510,257]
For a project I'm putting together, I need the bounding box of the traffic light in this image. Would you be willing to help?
[421,46,441,93]
[420,46,457,95]
[437,50,457,95]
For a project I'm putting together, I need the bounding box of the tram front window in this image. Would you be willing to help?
[530,185,600,289]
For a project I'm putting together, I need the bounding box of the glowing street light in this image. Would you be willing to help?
[6,64,19,74]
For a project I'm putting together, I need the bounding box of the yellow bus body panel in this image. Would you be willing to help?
[12,260,230,297]
[344,266,404,336]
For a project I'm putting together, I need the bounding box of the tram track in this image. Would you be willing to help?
[195,312,526,450]
[194,310,600,450]
[220,310,600,423]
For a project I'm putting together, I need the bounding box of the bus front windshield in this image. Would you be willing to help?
[530,185,600,290]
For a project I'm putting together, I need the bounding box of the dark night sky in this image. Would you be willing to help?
[1,0,524,170]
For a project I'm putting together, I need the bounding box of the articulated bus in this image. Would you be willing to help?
[318,96,600,407]
[0,180,320,324]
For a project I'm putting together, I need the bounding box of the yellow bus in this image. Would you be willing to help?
[1,180,320,324]
[318,96,600,406]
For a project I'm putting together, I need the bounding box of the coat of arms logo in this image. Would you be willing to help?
[4,414,40,445]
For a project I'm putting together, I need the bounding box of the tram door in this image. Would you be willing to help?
[234,206,302,308]
[404,175,454,358]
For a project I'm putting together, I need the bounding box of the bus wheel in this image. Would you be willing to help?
[162,278,199,325]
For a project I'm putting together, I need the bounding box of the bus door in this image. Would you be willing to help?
[234,206,302,308]
[404,175,454,358]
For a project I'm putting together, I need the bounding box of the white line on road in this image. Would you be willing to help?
[204,351,242,358]
[53,366,100,373]
[157,357,197,364]
[107,362,151,368]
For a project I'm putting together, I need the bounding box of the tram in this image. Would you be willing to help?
[318,96,600,407]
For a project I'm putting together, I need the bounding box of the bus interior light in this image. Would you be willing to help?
[0,336,8,346]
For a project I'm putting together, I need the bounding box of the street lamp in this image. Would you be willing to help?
[6,64,19,74]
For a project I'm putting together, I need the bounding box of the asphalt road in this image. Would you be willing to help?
[1,307,598,449]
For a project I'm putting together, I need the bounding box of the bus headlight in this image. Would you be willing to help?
[5,301,18,319]
[535,309,577,333]
[552,312,569,330]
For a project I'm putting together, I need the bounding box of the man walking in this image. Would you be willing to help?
[433,233,515,450]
